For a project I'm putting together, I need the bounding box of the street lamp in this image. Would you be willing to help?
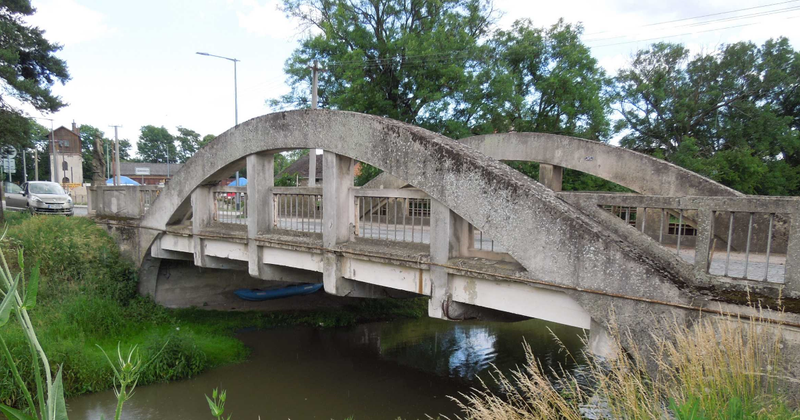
[196,51,241,191]
[34,117,57,183]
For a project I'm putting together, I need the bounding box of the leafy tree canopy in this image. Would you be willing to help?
[137,125,177,164]
[0,0,69,148]
[614,38,800,195]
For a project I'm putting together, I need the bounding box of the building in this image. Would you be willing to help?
[120,162,183,185]
[48,122,83,185]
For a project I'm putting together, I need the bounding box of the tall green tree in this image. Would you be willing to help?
[465,19,610,140]
[613,39,800,195]
[137,125,176,164]
[175,126,202,163]
[275,0,495,126]
[0,0,69,149]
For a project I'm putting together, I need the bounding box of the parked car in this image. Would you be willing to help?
[4,181,74,216]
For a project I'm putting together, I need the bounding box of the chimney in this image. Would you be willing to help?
[72,120,78,135]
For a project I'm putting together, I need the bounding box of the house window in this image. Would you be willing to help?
[58,140,69,148]
[408,199,430,217]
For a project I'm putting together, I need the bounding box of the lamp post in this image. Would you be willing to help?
[196,52,240,193]
[35,117,56,183]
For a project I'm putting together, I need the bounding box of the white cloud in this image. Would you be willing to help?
[237,0,298,39]
[27,0,113,46]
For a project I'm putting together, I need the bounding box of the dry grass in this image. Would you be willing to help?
[449,311,800,420]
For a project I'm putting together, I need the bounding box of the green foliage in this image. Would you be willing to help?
[614,39,800,195]
[175,127,204,163]
[275,0,495,127]
[0,1,69,148]
[136,125,176,164]
[140,332,208,382]
[354,163,381,186]
[206,388,231,420]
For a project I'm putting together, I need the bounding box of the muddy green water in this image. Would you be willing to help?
[67,317,584,419]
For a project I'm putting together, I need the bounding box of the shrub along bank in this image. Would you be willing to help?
[0,213,427,409]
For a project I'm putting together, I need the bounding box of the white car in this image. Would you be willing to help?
[4,181,74,216]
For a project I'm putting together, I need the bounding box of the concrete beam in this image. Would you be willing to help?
[539,164,563,192]
[429,199,469,319]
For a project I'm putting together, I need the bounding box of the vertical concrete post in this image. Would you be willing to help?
[785,211,800,294]
[191,186,213,267]
[539,164,563,192]
[429,199,467,319]
[693,208,714,279]
[322,151,354,295]
[247,153,274,279]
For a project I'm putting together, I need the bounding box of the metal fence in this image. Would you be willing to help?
[273,187,323,233]
[212,188,248,225]
[355,189,430,244]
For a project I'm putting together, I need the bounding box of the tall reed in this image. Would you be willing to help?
[450,311,798,420]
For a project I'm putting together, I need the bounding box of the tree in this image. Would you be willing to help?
[137,125,176,164]
[468,19,610,140]
[175,126,202,163]
[0,0,69,148]
[79,125,132,180]
[613,39,800,195]
[275,0,494,125]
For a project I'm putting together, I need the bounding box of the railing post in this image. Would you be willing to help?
[539,164,563,192]
[785,211,800,295]
[429,199,468,319]
[192,186,213,267]
[246,153,274,279]
[693,208,714,280]
[322,151,354,295]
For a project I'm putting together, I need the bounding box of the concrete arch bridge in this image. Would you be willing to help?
[89,110,800,365]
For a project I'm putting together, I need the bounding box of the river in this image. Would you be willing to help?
[67,317,584,419]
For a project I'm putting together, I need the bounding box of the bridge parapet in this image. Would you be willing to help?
[559,192,800,294]
[88,185,162,219]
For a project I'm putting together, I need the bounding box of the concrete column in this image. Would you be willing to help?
[588,318,618,360]
[785,211,800,294]
[693,208,714,279]
[429,199,468,319]
[246,153,274,279]
[191,186,213,267]
[308,151,316,186]
[539,164,563,192]
[322,151,354,295]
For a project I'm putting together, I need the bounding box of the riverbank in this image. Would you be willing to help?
[0,212,427,409]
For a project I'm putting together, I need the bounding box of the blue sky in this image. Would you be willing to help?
[25,0,800,155]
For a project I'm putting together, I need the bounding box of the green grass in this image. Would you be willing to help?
[0,212,427,410]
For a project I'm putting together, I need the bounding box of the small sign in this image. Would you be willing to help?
[1,158,15,173]
[1,145,16,159]
[134,167,150,175]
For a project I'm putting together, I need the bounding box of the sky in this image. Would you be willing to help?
[22,0,800,155]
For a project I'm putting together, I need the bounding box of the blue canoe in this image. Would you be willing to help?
[234,283,323,301]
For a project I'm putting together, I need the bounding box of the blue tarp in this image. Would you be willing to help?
[106,176,141,186]
[228,177,248,186]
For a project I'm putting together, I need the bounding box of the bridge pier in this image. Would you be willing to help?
[538,164,563,192]
[429,199,471,319]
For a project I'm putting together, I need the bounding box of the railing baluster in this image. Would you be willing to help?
[411,199,416,243]
[659,209,665,244]
[723,212,733,277]
[402,198,407,241]
[394,198,398,241]
[641,208,646,233]
[764,213,774,281]
[676,210,683,254]
[744,213,753,279]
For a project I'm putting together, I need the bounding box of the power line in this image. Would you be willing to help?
[584,0,800,36]
[587,22,758,49]
[584,5,800,43]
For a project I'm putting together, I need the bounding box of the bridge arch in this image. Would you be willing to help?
[139,109,699,344]
[460,133,740,197]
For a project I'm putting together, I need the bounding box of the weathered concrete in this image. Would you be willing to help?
[461,132,740,197]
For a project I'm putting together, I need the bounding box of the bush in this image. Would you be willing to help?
[141,332,209,382]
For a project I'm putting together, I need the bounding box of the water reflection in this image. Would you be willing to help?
[68,317,584,419]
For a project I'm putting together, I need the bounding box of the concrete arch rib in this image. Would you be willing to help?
[461,133,741,197]
[141,110,696,331]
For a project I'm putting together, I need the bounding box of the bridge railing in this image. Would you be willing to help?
[560,192,799,288]
[354,188,430,243]
[272,187,323,233]
[88,185,163,219]
[210,186,247,225]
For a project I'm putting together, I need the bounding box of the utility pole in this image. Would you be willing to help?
[110,125,122,186]
[22,149,27,183]
[49,119,57,183]
[307,60,325,186]
[34,149,38,181]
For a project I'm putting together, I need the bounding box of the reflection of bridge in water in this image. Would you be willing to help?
[89,110,800,362]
